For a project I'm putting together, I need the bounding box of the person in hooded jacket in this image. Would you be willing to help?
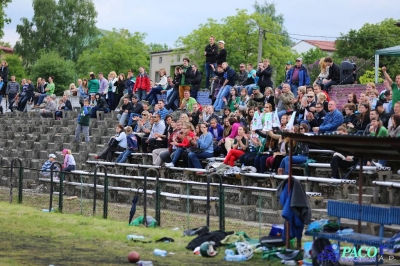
[90,92,108,118]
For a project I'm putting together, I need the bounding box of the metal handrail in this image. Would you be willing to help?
[206,172,225,231]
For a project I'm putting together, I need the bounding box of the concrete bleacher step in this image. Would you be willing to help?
[348,194,374,203]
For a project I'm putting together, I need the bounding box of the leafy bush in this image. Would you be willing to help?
[359,68,384,84]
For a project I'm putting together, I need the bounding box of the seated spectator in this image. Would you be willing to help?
[322,57,340,92]
[115,126,138,163]
[358,92,371,111]
[152,119,176,166]
[17,78,34,112]
[223,87,240,112]
[188,103,201,127]
[313,83,330,102]
[235,109,247,127]
[55,94,72,119]
[223,117,240,153]
[40,154,60,178]
[312,101,344,134]
[234,63,248,93]
[154,120,182,166]
[278,124,309,174]
[223,126,249,166]
[61,149,76,172]
[347,103,370,134]
[330,127,358,179]
[389,114,400,137]
[141,113,166,153]
[247,129,269,172]
[165,122,196,167]
[274,83,295,119]
[382,90,392,114]
[117,97,133,125]
[145,68,168,106]
[242,63,257,94]
[69,83,78,96]
[369,117,388,137]
[211,62,236,112]
[39,94,57,118]
[165,68,181,111]
[221,107,232,121]
[179,113,190,123]
[188,123,214,171]
[266,135,289,173]
[368,89,379,110]
[388,101,400,129]
[202,105,221,125]
[90,93,108,118]
[247,86,264,110]
[246,107,255,127]
[316,92,329,113]
[238,88,250,112]
[342,103,358,132]
[375,101,390,128]
[155,100,169,120]
[309,102,326,127]
[94,124,127,161]
[208,118,223,152]
[313,58,330,90]
[179,90,197,112]
[126,95,143,127]
[216,118,232,156]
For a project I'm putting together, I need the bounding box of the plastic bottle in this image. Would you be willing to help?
[337,228,354,235]
[137,261,153,266]
[224,249,247,261]
[126,234,145,240]
[153,249,167,257]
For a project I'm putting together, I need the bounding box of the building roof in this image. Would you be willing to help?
[0,46,13,53]
[302,40,336,52]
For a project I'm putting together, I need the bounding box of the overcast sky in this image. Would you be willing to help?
[2,0,399,48]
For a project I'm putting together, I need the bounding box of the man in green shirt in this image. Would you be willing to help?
[179,90,197,112]
[382,66,400,109]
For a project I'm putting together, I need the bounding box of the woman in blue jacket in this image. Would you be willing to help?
[188,123,214,172]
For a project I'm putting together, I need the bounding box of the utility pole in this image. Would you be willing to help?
[257,27,263,63]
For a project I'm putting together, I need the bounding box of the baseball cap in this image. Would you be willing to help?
[286,61,293,65]
[218,40,225,44]
[252,86,260,90]
[296,57,302,61]
[49,154,57,158]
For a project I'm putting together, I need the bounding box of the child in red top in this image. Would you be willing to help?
[165,122,195,167]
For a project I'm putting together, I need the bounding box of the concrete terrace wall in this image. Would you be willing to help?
[329,83,385,110]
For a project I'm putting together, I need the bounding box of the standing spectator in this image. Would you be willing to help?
[61,149,76,172]
[256,59,273,94]
[284,61,292,81]
[0,60,9,99]
[6,76,19,112]
[215,40,227,67]
[312,101,344,134]
[190,64,202,99]
[165,67,181,111]
[322,57,340,92]
[98,72,108,99]
[133,67,151,102]
[94,124,127,161]
[211,62,236,112]
[117,97,133,125]
[115,126,138,163]
[204,35,218,89]
[79,78,89,107]
[75,98,91,143]
[114,73,126,110]
[126,69,136,99]
[285,58,310,97]
[108,71,118,109]
[178,58,192,105]
[90,93,108,118]
[87,73,99,94]
[0,77,3,113]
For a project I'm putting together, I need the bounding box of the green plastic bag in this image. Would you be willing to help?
[129,215,158,228]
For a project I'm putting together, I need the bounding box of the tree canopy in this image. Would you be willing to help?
[30,51,75,95]
[300,48,328,66]
[15,0,98,68]
[5,54,26,82]
[0,0,11,39]
[176,8,294,84]
[76,29,149,78]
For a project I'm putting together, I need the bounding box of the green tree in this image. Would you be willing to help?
[148,43,169,53]
[300,48,328,65]
[175,9,294,85]
[335,18,400,76]
[0,41,11,47]
[15,0,98,68]
[0,0,11,39]
[30,51,75,95]
[76,29,149,77]
[5,54,27,81]
[253,0,293,46]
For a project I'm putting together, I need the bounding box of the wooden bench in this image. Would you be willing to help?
[305,200,400,266]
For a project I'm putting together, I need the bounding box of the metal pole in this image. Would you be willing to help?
[257,27,263,64]
[206,173,224,231]
[93,165,108,218]
[358,157,363,233]
[374,55,379,84]
[286,139,293,248]
[143,168,160,226]
[10,158,23,204]
[49,161,62,212]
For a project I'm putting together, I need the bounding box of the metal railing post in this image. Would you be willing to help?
[10,158,23,204]
[143,168,160,226]
[206,173,224,231]
[93,165,108,218]
[49,162,62,212]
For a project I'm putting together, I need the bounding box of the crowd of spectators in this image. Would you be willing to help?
[1,35,400,176]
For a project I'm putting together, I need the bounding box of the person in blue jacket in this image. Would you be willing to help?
[211,62,237,112]
[312,101,344,134]
[188,122,214,172]
[285,58,310,97]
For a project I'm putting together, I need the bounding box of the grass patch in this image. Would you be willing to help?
[0,201,283,265]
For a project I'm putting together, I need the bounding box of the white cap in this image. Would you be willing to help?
[218,40,225,44]
[49,154,57,158]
